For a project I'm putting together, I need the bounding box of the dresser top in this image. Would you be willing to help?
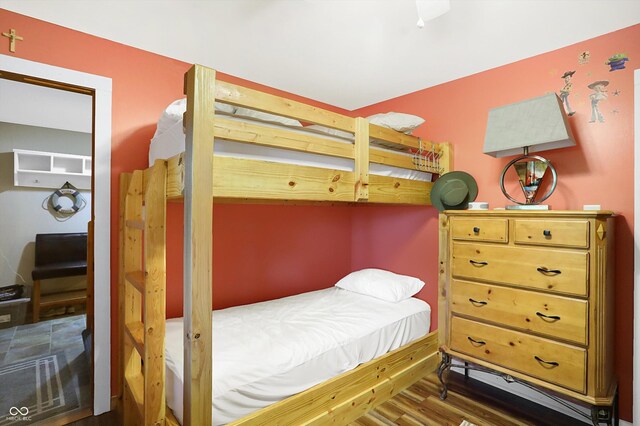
[443,210,614,218]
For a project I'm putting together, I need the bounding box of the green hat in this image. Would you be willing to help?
[430,171,478,212]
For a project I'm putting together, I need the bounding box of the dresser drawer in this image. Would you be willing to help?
[450,280,588,345]
[452,243,589,296]
[450,317,586,393]
[451,218,508,243]
[514,219,589,249]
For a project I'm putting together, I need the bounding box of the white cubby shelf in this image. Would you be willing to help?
[13,149,91,190]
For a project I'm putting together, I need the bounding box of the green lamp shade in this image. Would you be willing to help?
[483,93,576,158]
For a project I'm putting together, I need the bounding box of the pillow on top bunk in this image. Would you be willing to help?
[335,268,425,302]
[367,112,425,134]
[154,98,237,138]
[235,107,303,127]
[305,124,354,140]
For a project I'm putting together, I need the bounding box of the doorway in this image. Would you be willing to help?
[0,70,94,423]
[0,55,112,420]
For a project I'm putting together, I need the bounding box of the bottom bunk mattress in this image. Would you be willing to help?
[164,286,431,425]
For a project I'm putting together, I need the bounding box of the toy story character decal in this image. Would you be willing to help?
[559,70,576,116]
[587,80,608,123]
[578,50,590,65]
[605,53,629,71]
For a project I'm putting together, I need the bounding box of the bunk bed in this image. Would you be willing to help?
[119,64,453,426]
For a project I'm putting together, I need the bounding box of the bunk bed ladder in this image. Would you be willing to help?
[121,161,169,426]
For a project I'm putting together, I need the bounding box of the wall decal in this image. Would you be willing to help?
[558,70,576,116]
[605,53,629,71]
[587,80,609,123]
[613,89,621,96]
[578,50,591,65]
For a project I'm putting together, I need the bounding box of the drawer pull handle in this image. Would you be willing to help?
[543,229,552,237]
[469,260,488,267]
[537,267,561,275]
[534,355,559,367]
[473,227,480,234]
[468,298,488,306]
[536,311,561,321]
[467,336,486,346]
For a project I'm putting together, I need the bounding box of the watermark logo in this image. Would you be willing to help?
[6,407,31,422]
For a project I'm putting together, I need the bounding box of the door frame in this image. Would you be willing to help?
[633,67,639,426]
[0,54,112,415]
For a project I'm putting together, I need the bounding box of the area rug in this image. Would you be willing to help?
[0,352,79,425]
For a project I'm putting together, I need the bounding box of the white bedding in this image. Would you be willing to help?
[164,287,431,425]
[148,115,433,182]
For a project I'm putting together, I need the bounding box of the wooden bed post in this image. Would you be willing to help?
[143,161,167,424]
[122,171,144,425]
[439,142,453,175]
[354,117,370,201]
[183,64,215,425]
[118,172,131,412]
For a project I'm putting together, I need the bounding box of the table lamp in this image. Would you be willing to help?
[483,93,575,209]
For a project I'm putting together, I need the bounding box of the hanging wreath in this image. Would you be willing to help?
[48,182,86,215]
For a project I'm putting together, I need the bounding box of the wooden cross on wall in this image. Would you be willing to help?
[2,28,24,53]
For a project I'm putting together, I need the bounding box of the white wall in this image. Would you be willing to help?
[0,78,92,133]
[0,122,91,296]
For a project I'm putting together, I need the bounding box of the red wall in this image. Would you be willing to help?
[351,205,437,307]
[353,25,638,421]
[166,204,353,317]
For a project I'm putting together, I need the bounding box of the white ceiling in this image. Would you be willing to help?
[1,0,639,110]
[0,78,92,133]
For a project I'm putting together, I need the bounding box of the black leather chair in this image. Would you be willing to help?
[32,233,88,322]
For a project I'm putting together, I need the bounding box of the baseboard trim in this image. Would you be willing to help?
[44,407,92,426]
[110,395,119,411]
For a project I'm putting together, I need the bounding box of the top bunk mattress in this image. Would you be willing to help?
[149,114,433,182]
[164,286,431,425]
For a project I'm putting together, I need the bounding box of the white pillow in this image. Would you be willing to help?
[335,268,425,303]
[367,112,425,134]
[154,98,236,138]
[306,124,354,140]
[235,107,302,127]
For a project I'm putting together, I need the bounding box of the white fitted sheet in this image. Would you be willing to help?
[164,287,431,425]
[148,116,432,182]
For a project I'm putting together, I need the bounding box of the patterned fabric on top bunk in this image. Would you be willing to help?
[148,99,434,182]
[164,287,431,425]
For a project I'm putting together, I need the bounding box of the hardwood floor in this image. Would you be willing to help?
[67,409,118,425]
[349,372,586,426]
[67,373,586,426]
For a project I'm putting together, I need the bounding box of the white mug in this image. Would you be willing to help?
[468,202,489,210]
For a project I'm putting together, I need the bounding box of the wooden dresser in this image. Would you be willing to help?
[438,210,616,420]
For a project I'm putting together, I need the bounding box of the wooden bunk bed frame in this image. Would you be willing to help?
[119,65,452,426]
